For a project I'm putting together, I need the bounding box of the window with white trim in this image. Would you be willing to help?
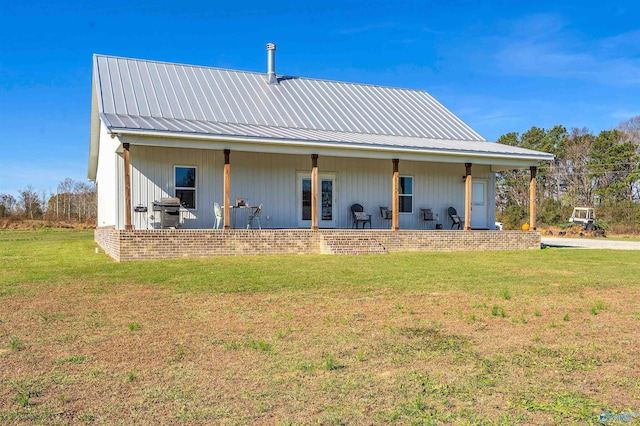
[175,166,196,208]
[398,176,413,213]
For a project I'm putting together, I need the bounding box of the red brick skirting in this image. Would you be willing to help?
[95,227,541,262]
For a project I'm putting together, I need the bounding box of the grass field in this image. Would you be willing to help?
[1,229,639,425]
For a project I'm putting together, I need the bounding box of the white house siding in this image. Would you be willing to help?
[96,123,121,228]
[124,146,495,230]
[129,146,220,229]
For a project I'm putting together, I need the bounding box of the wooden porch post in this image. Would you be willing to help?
[392,159,399,231]
[311,154,318,230]
[223,149,231,230]
[464,163,472,231]
[123,143,132,231]
[529,166,537,230]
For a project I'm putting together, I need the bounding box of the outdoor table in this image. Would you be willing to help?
[228,205,259,228]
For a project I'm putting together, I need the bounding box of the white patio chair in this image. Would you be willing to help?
[213,202,223,229]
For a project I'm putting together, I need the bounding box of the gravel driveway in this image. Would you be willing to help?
[541,237,640,250]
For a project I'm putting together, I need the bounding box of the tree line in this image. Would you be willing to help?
[0,178,96,223]
[497,116,640,232]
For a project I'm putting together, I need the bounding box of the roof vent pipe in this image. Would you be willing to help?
[266,43,278,84]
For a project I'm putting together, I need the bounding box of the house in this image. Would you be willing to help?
[89,44,553,260]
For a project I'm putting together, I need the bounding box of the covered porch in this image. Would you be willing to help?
[116,142,541,233]
[93,139,545,261]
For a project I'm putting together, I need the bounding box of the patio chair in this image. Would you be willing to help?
[448,206,463,230]
[213,202,223,229]
[351,204,372,229]
[246,204,263,229]
[420,208,436,229]
[380,206,392,228]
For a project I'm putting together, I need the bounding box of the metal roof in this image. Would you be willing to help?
[89,53,554,179]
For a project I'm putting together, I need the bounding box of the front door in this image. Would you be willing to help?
[471,180,488,229]
[297,173,337,228]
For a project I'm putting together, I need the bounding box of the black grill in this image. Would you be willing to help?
[152,198,181,228]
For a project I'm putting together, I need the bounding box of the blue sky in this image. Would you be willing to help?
[1,0,639,197]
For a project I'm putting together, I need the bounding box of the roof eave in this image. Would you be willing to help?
[110,127,554,167]
[87,57,101,182]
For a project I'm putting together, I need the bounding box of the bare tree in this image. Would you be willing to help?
[73,181,95,221]
[558,128,595,206]
[45,179,97,223]
[40,190,48,218]
[6,179,98,223]
[18,186,42,219]
[617,115,640,145]
[0,194,17,217]
[616,115,640,200]
[57,178,74,221]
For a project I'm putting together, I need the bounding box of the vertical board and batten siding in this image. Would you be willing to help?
[129,147,305,229]
[393,161,493,229]
[123,146,494,230]
[130,146,222,229]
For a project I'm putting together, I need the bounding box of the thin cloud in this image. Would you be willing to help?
[335,22,397,35]
[610,110,640,121]
[506,13,566,40]
[494,14,640,86]
[445,95,545,140]
[599,29,640,55]
[421,26,452,36]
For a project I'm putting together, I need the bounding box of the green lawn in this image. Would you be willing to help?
[2,229,638,296]
[1,229,639,424]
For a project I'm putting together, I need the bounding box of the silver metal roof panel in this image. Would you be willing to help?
[94,54,487,141]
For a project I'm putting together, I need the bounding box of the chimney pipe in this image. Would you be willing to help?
[266,43,278,85]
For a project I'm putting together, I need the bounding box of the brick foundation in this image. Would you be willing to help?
[95,227,121,260]
[95,227,541,262]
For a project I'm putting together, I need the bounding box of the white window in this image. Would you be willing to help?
[398,176,413,213]
[174,166,196,209]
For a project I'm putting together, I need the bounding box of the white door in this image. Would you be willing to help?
[472,180,488,229]
[297,173,337,228]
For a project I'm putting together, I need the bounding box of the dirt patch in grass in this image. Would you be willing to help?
[2,281,639,424]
